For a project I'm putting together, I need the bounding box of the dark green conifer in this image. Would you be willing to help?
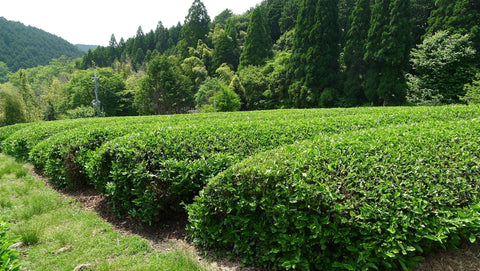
[343,0,370,106]
[239,7,273,69]
[379,0,412,105]
[181,0,211,48]
[365,0,412,105]
[212,26,236,70]
[288,0,340,107]
[364,0,391,104]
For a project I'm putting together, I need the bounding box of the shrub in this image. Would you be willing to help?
[407,31,477,104]
[188,120,480,270]
[461,73,480,105]
[64,106,97,119]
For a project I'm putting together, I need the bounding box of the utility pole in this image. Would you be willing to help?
[92,70,101,117]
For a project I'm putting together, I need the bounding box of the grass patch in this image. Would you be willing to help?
[0,153,211,271]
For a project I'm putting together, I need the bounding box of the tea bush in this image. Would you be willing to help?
[188,119,480,270]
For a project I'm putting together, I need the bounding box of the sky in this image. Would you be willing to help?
[2,0,262,46]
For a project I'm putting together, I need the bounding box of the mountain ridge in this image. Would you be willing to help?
[0,17,84,72]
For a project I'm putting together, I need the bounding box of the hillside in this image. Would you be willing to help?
[75,44,98,52]
[0,17,84,72]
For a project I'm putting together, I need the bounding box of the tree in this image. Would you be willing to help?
[461,73,480,104]
[136,55,193,115]
[0,61,10,83]
[427,0,480,61]
[216,63,235,85]
[213,9,234,27]
[14,69,40,121]
[365,0,412,105]
[407,31,477,104]
[229,75,246,108]
[42,78,66,121]
[266,0,283,42]
[364,0,391,104]
[108,34,118,63]
[238,65,269,110]
[411,0,435,45]
[338,0,356,47]
[211,84,241,112]
[279,0,301,33]
[343,0,370,106]
[182,0,211,48]
[155,22,170,54]
[288,0,340,108]
[378,0,412,105]
[212,25,237,71]
[225,18,240,69]
[239,7,273,69]
[0,83,26,126]
[63,68,129,117]
[194,77,225,110]
[264,52,291,107]
[181,56,208,91]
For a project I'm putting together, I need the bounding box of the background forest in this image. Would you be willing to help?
[1,0,480,126]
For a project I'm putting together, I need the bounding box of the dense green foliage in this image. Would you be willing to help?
[365,0,412,105]
[0,17,83,72]
[461,73,480,104]
[0,84,27,126]
[0,221,21,271]
[181,0,211,48]
[1,0,479,126]
[288,0,340,108]
[1,106,480,269]
[239,7,273,69]
[407,31,477,104]
[426,0,480,60]
[343,0,370,106]
[188,107,480,270]
[0,106,479,270]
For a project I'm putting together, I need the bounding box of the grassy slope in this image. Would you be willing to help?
[0,153,210,271]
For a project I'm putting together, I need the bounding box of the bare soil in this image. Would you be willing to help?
[31,168,480,271]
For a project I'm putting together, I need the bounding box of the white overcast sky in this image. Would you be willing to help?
[2,0,262,46]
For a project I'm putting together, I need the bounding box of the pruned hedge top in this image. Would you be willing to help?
[188,118,480,270]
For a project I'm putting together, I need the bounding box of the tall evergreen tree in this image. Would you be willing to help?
[338,0,356,47]
[212,25,236,71]
[108,34,118,63]
[288,0,340,107]
[225,18,240,70]
[266,0,283,42]
[365,0,412,105]
[155,22,169,54]
[343,0,370,106]
[239,7,273,69]
[364,0,391,104]
[181,0,211,48]
[411,0,435,45]
[279,0,301,33]
[383,0,412,105]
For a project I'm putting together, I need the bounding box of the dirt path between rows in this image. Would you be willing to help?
[31,168,480,271]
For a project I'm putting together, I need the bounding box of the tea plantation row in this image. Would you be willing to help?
[1,105,479,270]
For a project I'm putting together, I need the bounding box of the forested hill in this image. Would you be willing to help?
[0,17,84,72]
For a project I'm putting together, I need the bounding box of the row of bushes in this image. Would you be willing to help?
[5,106,472,223]
[0,106,479,270]
[187,119,480,270]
